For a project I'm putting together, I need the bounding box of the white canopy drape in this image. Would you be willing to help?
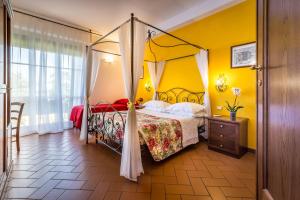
[119,21,146,181]
[147,61,165,99]
[80,48,101,140]
[195,50,211,117]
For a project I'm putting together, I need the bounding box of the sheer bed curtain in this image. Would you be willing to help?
[195,50,211,111]
[11,13,89,135]
[119,21,146,181]
[195,50,210,139]
[147,61,165,99]
[79,48,101,141]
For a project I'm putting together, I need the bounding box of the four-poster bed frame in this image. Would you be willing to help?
[85,13,208,157]
[87,88,205,154]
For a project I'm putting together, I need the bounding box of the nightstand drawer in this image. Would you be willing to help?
[209,137,236,152]
[210,121,236,138]
[210,131,235,142]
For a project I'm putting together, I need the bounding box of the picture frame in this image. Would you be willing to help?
[231,42,256,68]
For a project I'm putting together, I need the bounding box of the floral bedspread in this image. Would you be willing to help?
[96,111,183,161]
[137,112,183,161]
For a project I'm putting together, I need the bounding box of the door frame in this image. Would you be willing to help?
[256,0,274,199]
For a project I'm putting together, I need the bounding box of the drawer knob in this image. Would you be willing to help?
[219,134,223,138]
[220,125,224,128]
[219,144,223,148]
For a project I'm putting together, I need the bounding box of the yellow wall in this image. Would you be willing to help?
[137,0,257,149]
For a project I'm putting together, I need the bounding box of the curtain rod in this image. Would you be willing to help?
[14,9,102,37]
[135,18,207,51]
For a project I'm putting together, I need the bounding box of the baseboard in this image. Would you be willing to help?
[247,147,256,154]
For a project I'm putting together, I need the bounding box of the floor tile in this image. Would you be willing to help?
[202,178,231,187]
[43,189,65,200]
[189,177,208,195]
[165,185,194,195]
[57,190,91,200]
[206,186,227,200]
[29,180,60,199]
[120,192,151,200]
[55,180,85,190]
[6,188,37,199]
[8,178,37,187]
[221,187,254,198]
[53,172,80,180]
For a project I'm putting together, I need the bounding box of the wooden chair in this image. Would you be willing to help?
[11,102,24,152]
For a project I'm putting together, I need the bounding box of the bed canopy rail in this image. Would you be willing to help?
[91,18,130,46]
[90,13,207,63]
[136,18,206,51]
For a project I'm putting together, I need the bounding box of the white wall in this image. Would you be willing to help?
[89,56,125,104]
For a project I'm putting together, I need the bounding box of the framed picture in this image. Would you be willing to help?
[231,42,256,68]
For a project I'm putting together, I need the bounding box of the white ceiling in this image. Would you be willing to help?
[12,0,243,37]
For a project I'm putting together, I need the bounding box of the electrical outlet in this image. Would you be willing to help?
[217,106,223,110]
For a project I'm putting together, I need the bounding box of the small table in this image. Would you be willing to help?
[207,116,248,158]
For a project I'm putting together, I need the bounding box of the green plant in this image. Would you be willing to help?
[225,88,244,112]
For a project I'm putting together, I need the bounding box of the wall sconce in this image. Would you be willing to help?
[104,54,114,63]
[215,74,228,92]
[144,81,151,92]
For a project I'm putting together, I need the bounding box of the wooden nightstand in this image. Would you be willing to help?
[207,116,248,158]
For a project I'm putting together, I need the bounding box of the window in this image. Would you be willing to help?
[11,46,85,135]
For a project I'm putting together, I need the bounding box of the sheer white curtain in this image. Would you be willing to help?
[195,50,211,117]
[80,48,101,140]
[11,12,89,135]
[147,61,165,99]
[119,21,146,181]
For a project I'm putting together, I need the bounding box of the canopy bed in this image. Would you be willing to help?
[80,13,210,181]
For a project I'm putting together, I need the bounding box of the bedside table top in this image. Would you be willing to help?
[135,105,145,109]
[207,115,248,124]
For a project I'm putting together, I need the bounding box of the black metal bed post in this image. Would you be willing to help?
[85,45,89,144]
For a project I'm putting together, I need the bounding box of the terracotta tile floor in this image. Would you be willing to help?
[5,129,256,200]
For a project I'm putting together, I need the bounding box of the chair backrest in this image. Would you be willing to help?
[11,102,25,129]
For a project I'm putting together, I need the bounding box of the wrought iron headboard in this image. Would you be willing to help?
[156,88,205,104]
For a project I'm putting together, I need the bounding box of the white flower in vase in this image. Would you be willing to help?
[232,87,241,96]
[226,87,243,120]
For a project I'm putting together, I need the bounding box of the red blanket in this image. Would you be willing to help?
[70,104,128,129]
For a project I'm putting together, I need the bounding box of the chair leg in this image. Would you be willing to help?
[16,129,20,151]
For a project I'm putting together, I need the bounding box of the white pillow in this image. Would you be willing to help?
[165,102,206,115]
[143,100,170,112]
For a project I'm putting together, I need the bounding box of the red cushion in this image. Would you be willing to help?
[113,98,129,105]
